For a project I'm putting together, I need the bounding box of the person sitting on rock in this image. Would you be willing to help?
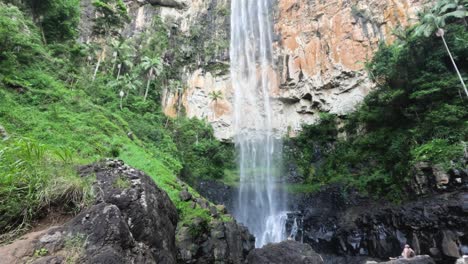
[401,244,415,259]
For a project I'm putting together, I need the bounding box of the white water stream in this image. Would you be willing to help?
[230,0,287,247]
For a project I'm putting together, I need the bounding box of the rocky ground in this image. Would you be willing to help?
[0,160,253,264]
[1,159,466,264]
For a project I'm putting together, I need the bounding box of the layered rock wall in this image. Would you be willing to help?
[162,0,430,140]
[272,0,425,134]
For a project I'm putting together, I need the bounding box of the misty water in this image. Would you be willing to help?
[230,0,287,247]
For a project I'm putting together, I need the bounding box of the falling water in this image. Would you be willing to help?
[230,0,286,247]
[289,217,299,240]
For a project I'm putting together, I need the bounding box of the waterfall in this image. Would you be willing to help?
[230,0,286,247]
[289,217,298,240]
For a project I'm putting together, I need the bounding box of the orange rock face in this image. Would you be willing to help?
[275,0,425,87]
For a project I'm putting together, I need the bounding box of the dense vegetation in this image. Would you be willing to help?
[284,11,467,200]
[0,1,232,238]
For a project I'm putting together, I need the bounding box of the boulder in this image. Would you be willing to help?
[196,197,210,209]
[31,256,65,264]
[179,190,192,201]
[146,0,188,9]
[441,230,461,258]
[456,256,468,264]
[411,162,467,195]
[81,159,178,262]
[367,255,436,263]
[176,219,254,264]
[209,206,218,217]
[32,160,179,264]
[195,180,235,210]
[247,240,324,264]
[64,203,147,264]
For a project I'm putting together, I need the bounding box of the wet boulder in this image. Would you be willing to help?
[247,240,324,264]
[366,255,436,263]
[146,0,188,9]
[176,219,254,263]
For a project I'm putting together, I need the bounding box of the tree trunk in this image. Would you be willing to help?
[143,69,153,102]
[40,25,47,45]
[441,34,468,98]
[116,64,122,80]
[92,52,102,83]
[93,36,108,83]
[213,100,217,119]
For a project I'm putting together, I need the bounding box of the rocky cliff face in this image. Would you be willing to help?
[161,0,431,140]
[271,0,426,135]
[160,0,233,139]
[80,0,430,140]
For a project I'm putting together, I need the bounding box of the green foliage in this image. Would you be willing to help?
[92,0,129,36]
[0,3,233,236]
[284,183,322,194]
[414,0,468,37]
[63,233,86,263]
[188,218,208,237]
[208,90,224,103]
[0,4,45,72]
[0,138,94,235]
[285,22,467,201]
[113,176,131,189]
[33,0,81,42]
[411,139,464,164]
[216,6,229,17]
[283,113,338,183]
[34,248,49,257]
[169,118,235,183]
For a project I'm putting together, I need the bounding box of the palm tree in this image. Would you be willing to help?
[414,0,468,97]
[91,0,130,83]
[208,90,223,118]
[208,90,223,105]
[122,73,142,96]
[141,56,163,101]
[110,38,135,79]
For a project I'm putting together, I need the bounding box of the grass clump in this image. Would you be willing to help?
[63,233,87,263]
[113,176,131,189]
[0,138,94,237]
